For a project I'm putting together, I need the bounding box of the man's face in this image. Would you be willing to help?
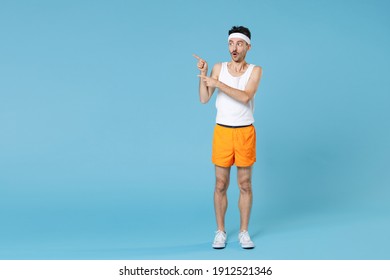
[228,38,251,62]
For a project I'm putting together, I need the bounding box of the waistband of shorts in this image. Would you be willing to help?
[216,123,253,129]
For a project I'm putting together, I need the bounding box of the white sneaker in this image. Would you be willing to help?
[212,230,227,249]
[238,230,255,249]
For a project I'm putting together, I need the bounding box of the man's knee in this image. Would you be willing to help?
[215,176,229,193]
[238,177,252,194]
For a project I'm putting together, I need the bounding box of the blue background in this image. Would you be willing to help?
[1,0,389,259]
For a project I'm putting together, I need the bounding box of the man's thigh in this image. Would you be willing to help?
[235,126,256,167]
[212,125,235,167]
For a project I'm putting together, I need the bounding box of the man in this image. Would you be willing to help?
[194,26,262,249]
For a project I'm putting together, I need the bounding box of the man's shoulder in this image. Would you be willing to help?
[246,65,262,82]
[252,65,263,76]
[211,63,223,77]
[249,63,261,70]
[213,62,223,69]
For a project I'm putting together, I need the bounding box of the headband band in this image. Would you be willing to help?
[228,33,251,44]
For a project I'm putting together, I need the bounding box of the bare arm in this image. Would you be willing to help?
[193,54,221,104]
[198,66,263,104]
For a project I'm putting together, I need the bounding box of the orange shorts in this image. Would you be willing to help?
[212,124,256,167]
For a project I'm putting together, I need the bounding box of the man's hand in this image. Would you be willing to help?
[198,74,220,88]
[193,54,208,74]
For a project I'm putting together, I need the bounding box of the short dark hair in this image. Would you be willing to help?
[228,26,251,39]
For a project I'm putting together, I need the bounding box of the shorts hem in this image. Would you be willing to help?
[212,161,234,168]
[235,162,256,167]
[212,161,255,168]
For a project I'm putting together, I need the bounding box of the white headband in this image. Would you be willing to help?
[228,33,251,45]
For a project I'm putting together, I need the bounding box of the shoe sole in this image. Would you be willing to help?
[241,245,255,249]
[212,244,226,249]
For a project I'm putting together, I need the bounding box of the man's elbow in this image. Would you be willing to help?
[242,92,255,104]
[200,93,212,104]
[200,97,209,104]
[241,96,251,104]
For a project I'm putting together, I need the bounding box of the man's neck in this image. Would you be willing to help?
[229,60,248,73]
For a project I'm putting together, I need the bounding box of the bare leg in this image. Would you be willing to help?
[214,165,231,232]
[237,166,253,232]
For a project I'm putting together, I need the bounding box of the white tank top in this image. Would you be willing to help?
[216,62,255,126]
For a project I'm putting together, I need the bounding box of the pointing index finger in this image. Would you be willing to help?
[192,54,202,61]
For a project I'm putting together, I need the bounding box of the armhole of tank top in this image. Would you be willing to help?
[222,62,227,72]
[218,62,227,80]
[247,64,256,80]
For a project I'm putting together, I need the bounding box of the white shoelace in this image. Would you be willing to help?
[239,231,251,243]
[214,230,226,242]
